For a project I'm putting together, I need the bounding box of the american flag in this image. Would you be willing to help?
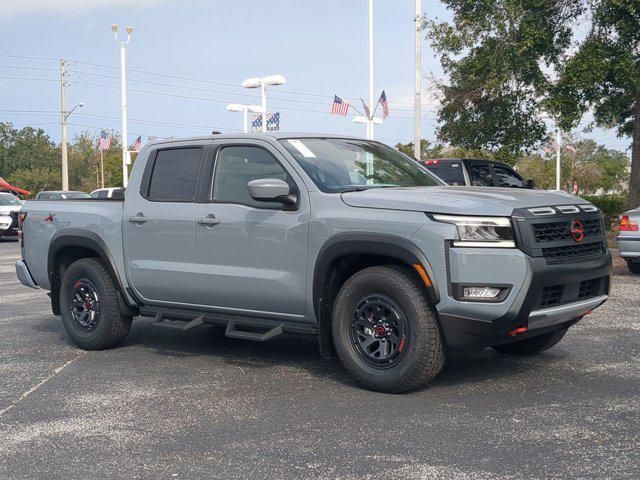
[98,130,111,150]
[379,90,389,118]
[132,136,142,153]
[251,113,280,132]
[331,95,349,116]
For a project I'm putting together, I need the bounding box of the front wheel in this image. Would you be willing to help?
[60,258,132,350]
[627,259,640,275]
[331,265,445,393]
[492,328,567,355]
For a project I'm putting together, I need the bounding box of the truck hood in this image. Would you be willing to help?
[340,186,588,216]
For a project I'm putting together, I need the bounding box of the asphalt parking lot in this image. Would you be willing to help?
[1,239,639,480]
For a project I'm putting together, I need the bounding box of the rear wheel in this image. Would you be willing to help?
[492,328,567,355]
[627,259,640,275]
[331,265,445,393]
[60,258,132,350]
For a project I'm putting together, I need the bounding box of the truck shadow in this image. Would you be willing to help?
[122,318,546,391]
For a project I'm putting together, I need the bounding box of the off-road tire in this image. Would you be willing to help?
[331,265,445,393]
[627,259,640,275]
[492,328,568,355]
[60,257,132,350]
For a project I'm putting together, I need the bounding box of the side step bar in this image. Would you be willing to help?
[154,312,205,331]
[225,320,284,342]
[144,307,314,341]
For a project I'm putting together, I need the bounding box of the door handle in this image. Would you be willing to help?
[128,214,148,224]
[197,216,220,226]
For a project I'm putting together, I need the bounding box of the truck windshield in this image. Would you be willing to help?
[280,138,443,193]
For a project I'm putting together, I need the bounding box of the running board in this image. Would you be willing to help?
[225,320,284,342]
[154,312,205,331]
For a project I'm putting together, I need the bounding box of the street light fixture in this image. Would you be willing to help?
[241,74,286,132]
[226,103,264,133]
[111,23,134,187]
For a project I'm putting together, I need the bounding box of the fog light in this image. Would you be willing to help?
[463,286,501,299]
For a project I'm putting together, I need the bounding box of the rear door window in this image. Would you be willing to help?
[423,161,465,186]
[492,163,525,188]
[147,148,203,202]
[466,161,494,187]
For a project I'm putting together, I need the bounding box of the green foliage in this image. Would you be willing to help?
[580,194,627,229]
[0,122,130,197]
[548,0,640,208]
[8,167,61,196]
[426,0,584,161]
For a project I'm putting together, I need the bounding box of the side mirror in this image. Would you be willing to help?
[525,179,536,189]
[247,178,297,206]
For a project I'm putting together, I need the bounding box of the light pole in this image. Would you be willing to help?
[111,24,134,187]
[367,0,374,139]
[555,127,562,191]
[226,103,264,133]
[60,99,84,191]
[241,75,286,132]
[414,0,422,159]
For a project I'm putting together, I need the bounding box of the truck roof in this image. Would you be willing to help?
[145,132,364,147]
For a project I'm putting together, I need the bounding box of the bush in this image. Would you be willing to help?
[580,194,627,230]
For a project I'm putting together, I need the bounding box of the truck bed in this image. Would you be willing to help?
[22,199,125,290]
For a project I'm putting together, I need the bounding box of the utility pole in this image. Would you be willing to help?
[60,59,69,191]
[414,0,422,160]
[368,0,374,140]
[556,127,562,191]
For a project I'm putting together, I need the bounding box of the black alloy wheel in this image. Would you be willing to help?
[350,294,409,369]
[69,279,101,332]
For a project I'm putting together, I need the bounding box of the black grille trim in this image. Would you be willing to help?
[541,242,605,264]
[533,219,603,243]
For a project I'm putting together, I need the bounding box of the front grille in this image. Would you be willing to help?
[541,242,605,263]
[540,285,564,307]
[533,219,603,243]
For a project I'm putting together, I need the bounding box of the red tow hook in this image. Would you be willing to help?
[508,326,528,337]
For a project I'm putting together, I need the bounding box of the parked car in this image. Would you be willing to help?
[35,190,91,200]
[90,187,125,200]
[0,192,23,239]
[617,208,640,274]
[419,158,535,189]
[34,191,91,200]
[15,134,610,392]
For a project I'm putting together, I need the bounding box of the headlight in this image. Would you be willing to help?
[432,214,515,248]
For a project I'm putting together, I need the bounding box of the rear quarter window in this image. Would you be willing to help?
[423,162,465,186]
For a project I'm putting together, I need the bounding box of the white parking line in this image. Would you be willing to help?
[0,351,85,417]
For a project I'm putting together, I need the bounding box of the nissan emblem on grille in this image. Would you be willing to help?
[571,220,584,242]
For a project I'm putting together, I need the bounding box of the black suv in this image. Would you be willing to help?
[419,158,534,189]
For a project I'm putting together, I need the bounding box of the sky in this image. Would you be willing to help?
[0,0,631,153]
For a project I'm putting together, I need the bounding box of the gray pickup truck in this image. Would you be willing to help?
[15,134,611,392]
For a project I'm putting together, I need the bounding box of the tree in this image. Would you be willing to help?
[426,1,584,164]
[549,0,640,207]
[0,123,59,178]
[516,139,629,193]
[7,167,60,196]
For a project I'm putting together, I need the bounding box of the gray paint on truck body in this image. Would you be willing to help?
[17,133,610,349]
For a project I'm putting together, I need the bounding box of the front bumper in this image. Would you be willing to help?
[438,251,611,352]
[617,236,640,259]
[15,260,38,289]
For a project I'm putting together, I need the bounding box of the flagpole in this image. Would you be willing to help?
[100,148,105,188]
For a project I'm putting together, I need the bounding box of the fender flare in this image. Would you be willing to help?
[313,232,440,316]
[48,229,139,310]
